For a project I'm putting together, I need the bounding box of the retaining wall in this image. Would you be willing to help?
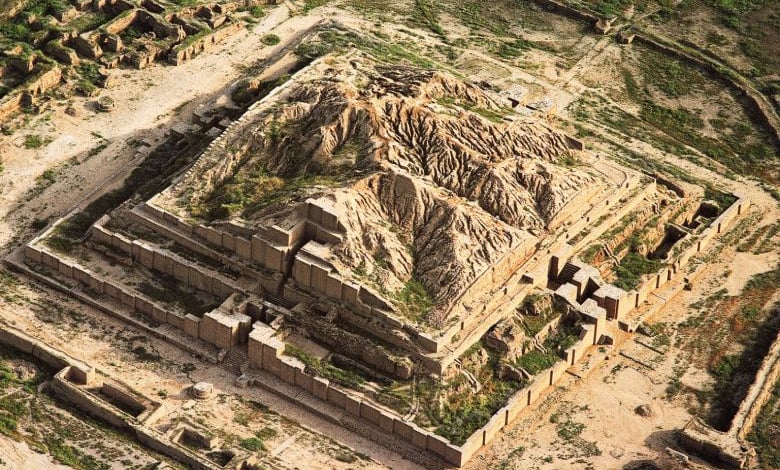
[246,320,592,467]
[0,326,228,469]
[168,21,244,65]
[558,197,749,323]
[23,237,248,350]
[733,330,780,440]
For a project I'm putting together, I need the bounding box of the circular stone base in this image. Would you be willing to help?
[190,382,214,400]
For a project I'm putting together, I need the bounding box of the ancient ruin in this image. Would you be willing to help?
[1,0,779,469]
[6,46,758,467]
[0,0,278,120]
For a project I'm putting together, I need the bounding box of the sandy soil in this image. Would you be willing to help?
[723,251,778,295]
[0,437,71,470]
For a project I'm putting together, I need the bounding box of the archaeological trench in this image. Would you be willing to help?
[1,7,778,470]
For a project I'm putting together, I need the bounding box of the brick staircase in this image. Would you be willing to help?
[558,262,580,284]
[221,348,248,375]
[265,292,296,310]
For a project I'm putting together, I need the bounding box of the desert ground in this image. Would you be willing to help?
[0,0,778,469]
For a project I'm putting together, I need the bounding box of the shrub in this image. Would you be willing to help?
[240,437,265,451]
[261,34,281,45]
[24,134,46,149]
[613,252,662,290]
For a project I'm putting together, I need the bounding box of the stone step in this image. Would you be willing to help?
[221,348,248,375]
[558,262,580,283]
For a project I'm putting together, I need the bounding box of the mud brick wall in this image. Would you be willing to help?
[550,196,750,323]
[71,34,103,59]
[91,220,235,299]
[734,330,780,440]
[168,20,243,65]
[48,369,219,470]
[679,421,747,469]
[246,327,474,465]
[547,182,603,231]
[0,66,62,120]
[629,197,750,307]
[0,326,93,381]
[246,321,590,467]
[104,8,139,34]
[445,237,536,324]
[50,370,131,429]
[24,235,250,351]
[289,249,441,355]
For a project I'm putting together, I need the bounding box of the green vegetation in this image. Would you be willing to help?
[261,34,281,46]
[294,27,435,68]
[515,349,558,375]
[705,0,771,28]
[77,62,103,94]
[0,373,27,435]
[249,6,265,18]
[239,437,266,452]
[0,0,69,42]
[617,60,778,185]
[612,251,663,291]
[580,243,602,264]
[302,0,332,13]
[435,96,513,123]
[442,0,566,41]
[391,277,434,324]
[496,38,532,59]
[748,378,780,467]
[519,294,561,337]
[412,322,580,445]
[549,404,601,457]
[44,437,110,470]
[29,166,60,205]
[45,131,212,256]
[449,1,511,35]
[0,345,137,469]
[285,344,366,388]
[24,134,47,149]
[515,323,578,374]
[704,187,737,210]
[66,11,109,33]
[583,0,632,16]
[0,22,33,42]
[130,345,161,362]
[425,368,518,445]
[640,52,705,98]
[677,266,780,431]
[38,168,56,185]
[199,163,342,220]
[374,382,413,415]
[410,0,444,36]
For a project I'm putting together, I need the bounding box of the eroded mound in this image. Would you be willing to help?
[169,54,596,324]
